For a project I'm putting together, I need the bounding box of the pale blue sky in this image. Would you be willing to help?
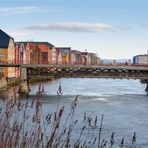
[1,0,148,59]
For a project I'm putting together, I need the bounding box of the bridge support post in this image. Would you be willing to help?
[19,67,30,94]
[145,83,148,92]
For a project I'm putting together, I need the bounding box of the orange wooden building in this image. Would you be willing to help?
[28,42,54,64]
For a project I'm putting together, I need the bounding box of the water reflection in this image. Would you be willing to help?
[0,86,19,104]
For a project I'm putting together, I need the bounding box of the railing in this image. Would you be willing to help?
[0,60,148,67]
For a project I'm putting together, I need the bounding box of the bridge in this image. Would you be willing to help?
[25,64,148,79]
[0,64,148,94]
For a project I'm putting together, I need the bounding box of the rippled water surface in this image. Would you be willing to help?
[0,78,148,147]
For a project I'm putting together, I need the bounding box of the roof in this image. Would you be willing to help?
[15,42,28,48]
[16,41,55,48]
[71,50,81,53]
[81,52,88,55]
[0,29,14,48]
[134,54,148,57]
[56,47,71,50]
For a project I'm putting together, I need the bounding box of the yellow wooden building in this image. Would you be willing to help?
[56,47,71,65]
[0,30,15,80]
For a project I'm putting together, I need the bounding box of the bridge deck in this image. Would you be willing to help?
[25,64,148,80]
[0,64,148,80]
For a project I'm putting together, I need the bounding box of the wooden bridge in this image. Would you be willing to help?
[0,64,148,93]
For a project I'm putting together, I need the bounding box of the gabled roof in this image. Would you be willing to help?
[0,29,14,48]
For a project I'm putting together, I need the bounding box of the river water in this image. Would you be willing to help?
[0,78,148,147]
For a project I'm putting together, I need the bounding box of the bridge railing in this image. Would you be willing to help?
[0,60,148,67]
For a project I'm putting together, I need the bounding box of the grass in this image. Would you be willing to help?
[0,90,137,148]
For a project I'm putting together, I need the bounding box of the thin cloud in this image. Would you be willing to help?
[25,22,112,32]
[141,23,148,27]
[0,6,39,15]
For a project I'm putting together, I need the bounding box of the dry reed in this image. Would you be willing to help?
[0,91,137,148]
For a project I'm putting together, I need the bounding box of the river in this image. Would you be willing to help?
[0,78,148,147]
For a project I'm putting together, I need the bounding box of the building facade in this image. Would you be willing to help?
[15,42,31,77]
[133,54,148,64]
[81,52,91,65]
[71,50,82,65]
[0,29,102,82]
[56,47,71,65]
[0,30,15,79]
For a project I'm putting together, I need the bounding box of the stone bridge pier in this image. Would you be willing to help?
[19,67,30,94]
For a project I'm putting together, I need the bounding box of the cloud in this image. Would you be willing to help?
[0,6,39,15]
[141,23,148,27]
[25,22,112,32]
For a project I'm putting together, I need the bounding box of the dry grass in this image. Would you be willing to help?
[0,93,137,148]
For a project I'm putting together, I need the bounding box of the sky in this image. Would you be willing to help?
[1,0,148,59]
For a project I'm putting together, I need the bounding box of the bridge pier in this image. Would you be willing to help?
[145,83,148,92]
[19,67,30,94]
